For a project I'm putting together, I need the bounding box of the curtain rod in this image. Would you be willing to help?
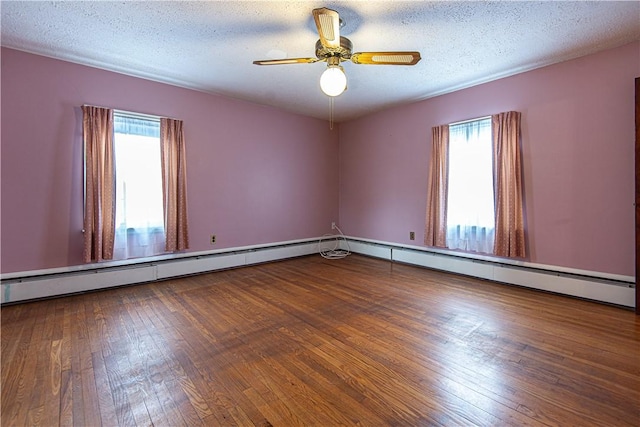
[448,115,492,127]
[81,104,180,121]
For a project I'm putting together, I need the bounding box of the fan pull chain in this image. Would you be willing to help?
[329,97,334,130]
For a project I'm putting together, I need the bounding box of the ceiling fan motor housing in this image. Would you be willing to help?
[315,36,353,62]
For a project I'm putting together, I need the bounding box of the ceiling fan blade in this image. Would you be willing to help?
[253,58,319,65]
[351,52,422,65]
[312,7,340,49]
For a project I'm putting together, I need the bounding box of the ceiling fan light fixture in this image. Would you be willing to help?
[320,65,347,97]
[254,7,421,102]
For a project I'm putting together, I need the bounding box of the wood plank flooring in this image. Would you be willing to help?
[2,254,639,426]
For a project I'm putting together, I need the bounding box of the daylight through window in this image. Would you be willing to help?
[446,117,495,252]
[113,113,165,259]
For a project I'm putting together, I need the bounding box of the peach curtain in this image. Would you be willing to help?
[82,106,116,262]
[160,118,189,252]
[424,125,449,247]
[492,111,526,257]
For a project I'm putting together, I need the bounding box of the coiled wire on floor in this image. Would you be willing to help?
[318,224,350,260]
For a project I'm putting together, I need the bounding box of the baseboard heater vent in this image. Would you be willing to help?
[344,239,392,260]
[342,237,635,308]
[3,237,634,308]
[1,240,319,304]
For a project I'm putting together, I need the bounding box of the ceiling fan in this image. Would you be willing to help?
[253,7,422,97]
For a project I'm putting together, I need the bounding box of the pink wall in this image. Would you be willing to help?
[339,42,639,277]
[3,42,638,277]
[1,48,339,273]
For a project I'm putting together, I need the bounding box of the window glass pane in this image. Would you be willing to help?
[114,133,164,229]
[446,118,495,252]
[113,114,165,259]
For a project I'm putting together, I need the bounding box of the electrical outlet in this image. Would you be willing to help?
[409,231,415,240]
[210,234,216,245]
[331,222,336,230]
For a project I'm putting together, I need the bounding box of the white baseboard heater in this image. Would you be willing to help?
[1,239,320,304]
[2,237,635,309]
[344,238,635,309]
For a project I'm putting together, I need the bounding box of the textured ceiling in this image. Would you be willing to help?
[2,1,639,122]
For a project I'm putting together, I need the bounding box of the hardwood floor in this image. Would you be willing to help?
[2,255,639,426]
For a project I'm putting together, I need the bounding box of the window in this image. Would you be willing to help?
[83,105,189,263]
[112,113,166,259]
[446,117,494,253]
[426,111,525,258]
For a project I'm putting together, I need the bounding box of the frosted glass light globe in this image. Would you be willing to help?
[320,66,347,97]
